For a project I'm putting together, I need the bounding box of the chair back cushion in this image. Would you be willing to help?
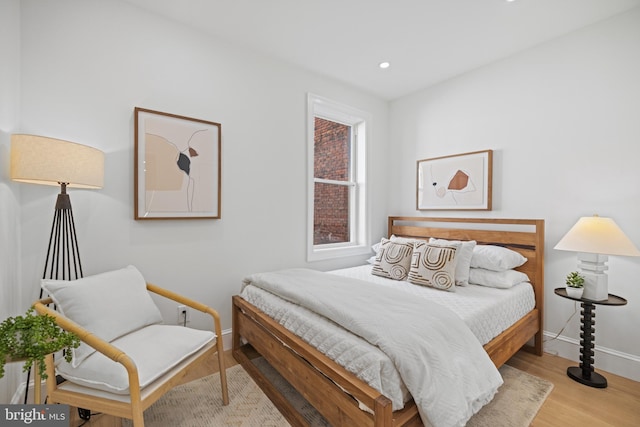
[42,265,163,367]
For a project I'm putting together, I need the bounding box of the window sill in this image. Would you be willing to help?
[307,244,371,262]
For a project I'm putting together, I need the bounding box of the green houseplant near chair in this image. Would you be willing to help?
[0,308,80,403]
[565,271,585,298]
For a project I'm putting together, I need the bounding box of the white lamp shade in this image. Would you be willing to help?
[10,134,104,189]
[554,215,640,257]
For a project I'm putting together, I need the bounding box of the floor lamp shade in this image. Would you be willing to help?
[10,134,104,189]
[555,215,640,300]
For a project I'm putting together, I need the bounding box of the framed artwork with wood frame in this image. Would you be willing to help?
[416,149,493,211]
[134,107,221,220]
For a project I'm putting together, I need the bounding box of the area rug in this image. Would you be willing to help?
[124,361,553,427]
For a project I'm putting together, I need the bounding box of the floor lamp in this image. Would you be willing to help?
[10,134,104,403]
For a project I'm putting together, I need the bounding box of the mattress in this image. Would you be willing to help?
[239,264,535,411]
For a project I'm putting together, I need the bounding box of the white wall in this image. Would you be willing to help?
[0,0,24,404]
[0,0,389,402]
[390,8,640,381]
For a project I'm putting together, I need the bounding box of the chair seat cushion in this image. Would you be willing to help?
[56,324,215,394]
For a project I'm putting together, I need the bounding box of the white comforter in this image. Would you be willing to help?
[242,268,503,427]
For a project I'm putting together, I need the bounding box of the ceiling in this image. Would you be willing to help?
[123,0,640,100]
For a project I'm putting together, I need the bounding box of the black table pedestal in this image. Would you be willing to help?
[566,301,608,388]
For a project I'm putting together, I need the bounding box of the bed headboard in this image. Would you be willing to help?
[388,216,545,333]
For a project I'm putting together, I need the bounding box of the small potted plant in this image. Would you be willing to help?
[0,308,80,380]
[565,271,585,298]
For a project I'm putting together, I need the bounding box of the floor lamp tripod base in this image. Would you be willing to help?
[25,183,84,404]
[42,183,84,283]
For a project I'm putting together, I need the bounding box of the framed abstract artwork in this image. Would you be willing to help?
[134,107,221,219]
[416,149,492,211]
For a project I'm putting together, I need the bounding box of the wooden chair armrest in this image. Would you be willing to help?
[146,283,228,404]
[146,283,223,338]
[146,283,218,317]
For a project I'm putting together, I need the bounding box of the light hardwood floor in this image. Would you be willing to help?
[508,351,640,427]
[68,350,640,426]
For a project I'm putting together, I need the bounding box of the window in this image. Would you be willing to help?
[307,94,370,261]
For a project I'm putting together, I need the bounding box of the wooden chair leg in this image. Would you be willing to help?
[217,340,229,405]
[130,391,145,427]
[132,412,145,427]
[33,363,41,404]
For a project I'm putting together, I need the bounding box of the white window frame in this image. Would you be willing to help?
[307,93,370,261]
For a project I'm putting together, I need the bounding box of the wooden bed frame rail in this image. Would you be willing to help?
[233,217,544,427]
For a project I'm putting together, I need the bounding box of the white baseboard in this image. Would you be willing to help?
[221,328,233,351]
[10,379,47,404]
[543,330,640,382]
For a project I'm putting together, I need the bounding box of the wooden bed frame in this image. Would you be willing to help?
[232,217,544,427]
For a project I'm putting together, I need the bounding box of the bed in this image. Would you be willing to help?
[232,216,544,427]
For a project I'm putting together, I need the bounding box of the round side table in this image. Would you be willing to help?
[554,287,627,388]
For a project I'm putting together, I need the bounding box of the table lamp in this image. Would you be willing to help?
[554,215,640,300]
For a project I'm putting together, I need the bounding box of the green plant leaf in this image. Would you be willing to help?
[0,308,80,379]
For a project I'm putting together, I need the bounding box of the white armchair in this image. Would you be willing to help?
[32,265,229,427]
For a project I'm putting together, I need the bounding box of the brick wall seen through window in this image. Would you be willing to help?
[313,117,350,245]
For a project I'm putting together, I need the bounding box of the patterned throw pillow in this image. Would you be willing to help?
[408,242,458,291]
[429,238,476,286]
[371,238,414,280]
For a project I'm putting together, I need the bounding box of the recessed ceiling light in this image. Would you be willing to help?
[379,61,390,69]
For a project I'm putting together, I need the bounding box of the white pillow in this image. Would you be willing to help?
[408,242,457,291]
[390,235,428,245]
[371,239,382,254]
[429,238,476,286]
[368,238,384,264]
[469,268,530,289]
[470,245,527,272]
[371,238,413,280]
[42,265,163,367]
